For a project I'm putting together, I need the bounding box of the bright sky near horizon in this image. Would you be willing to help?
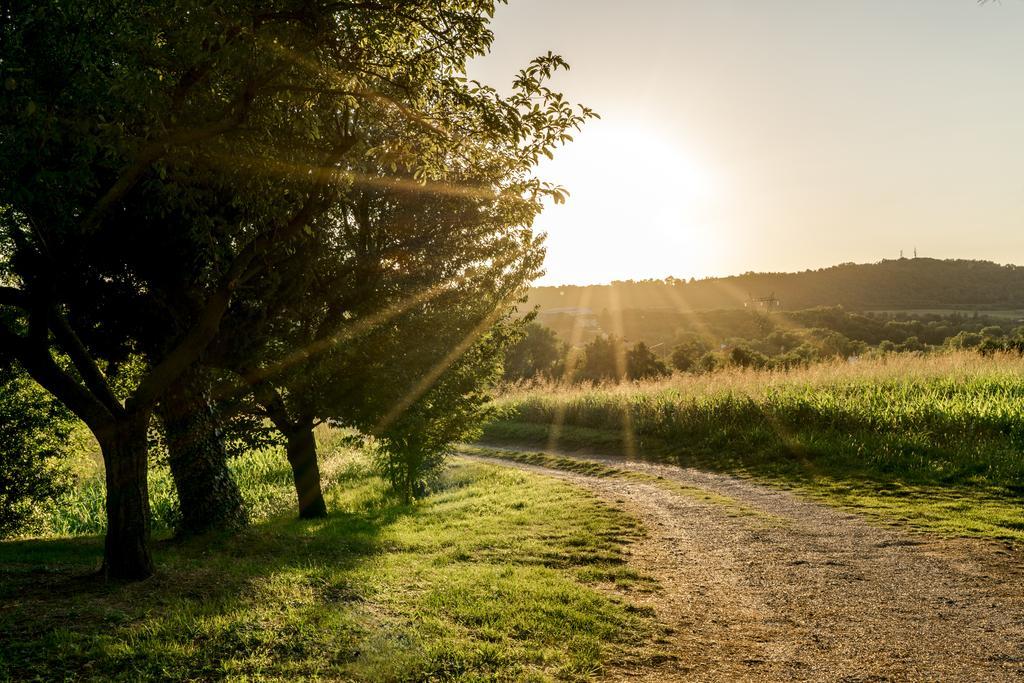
[466,0,1024,286]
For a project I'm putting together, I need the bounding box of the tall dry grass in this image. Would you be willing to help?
[491,352,1024,488]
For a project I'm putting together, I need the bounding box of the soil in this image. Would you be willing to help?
[462,447,1024,682]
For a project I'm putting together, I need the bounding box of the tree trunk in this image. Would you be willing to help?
[158,369,248,535]
[99,414,154,581]
[286,425,328,519]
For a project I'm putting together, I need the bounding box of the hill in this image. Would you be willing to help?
[527,258,1024,314]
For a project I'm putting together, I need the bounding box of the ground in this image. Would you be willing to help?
[0,455,654,681]
[4,441,1024,681]
[463,445,1024,682]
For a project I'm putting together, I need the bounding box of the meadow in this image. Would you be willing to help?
[0,433,655,681]
[486,351,1024,541]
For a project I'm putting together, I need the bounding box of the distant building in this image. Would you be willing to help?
[745,294,781,311]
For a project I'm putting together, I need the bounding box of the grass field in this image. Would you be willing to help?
[0,436,656,681]
[486,352,1024,541]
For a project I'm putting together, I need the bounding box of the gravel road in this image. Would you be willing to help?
[463,447,1024,682]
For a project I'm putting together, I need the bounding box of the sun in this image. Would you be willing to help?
[534,117,722,285]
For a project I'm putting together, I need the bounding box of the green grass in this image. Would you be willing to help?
[0,442,656,681]
[487,353,1024,542]
[37,426,364,539]
[460,444,766,519]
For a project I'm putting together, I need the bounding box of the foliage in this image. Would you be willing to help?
[727,344,769,370]
[977,336,1024,357]
[503,321,566,381]
[625,341,670,379]
[1,0,593,576]
[531,302,1024,381]
[670,336,709,372]
[571,336,669,383]
[0,365,76,538]
[946,331,984,349]
[368,322,511,503]
[573,336,622,383]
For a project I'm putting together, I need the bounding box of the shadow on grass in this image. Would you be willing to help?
[0,489,411,680]
[0,460,652,681]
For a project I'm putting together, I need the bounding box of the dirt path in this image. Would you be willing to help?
[461,447,1024,682]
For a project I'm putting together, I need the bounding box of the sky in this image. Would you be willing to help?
[466,0,1024,286]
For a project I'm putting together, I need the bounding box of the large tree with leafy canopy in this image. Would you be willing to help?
[209,57,580,518]
[0,1,591,579]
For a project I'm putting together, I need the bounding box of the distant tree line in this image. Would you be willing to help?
[503,307,1024,383]
[527,258,1024,313]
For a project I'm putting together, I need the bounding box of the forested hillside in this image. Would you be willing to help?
[528,258,1024,313]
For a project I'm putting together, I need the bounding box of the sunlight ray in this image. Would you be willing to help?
[545,286,594,453]
[659,280,808,454]
[659,281,721,353]
[204,152,499,201]
[373,294,518,433]
[606,284,637,460]
[229,281,453,396]
[264,38,451,138]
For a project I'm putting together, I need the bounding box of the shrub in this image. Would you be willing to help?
[0,366,76,538]
[375,334,504,503]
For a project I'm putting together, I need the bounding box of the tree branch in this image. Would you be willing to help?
[256,383,297,433]
[131,141,354,408]
[0,286,28,310]
[80,111,249,234]
[46,307,125,418]
[0,323,115,430]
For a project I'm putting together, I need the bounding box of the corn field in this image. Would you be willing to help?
[494,352,1024,489]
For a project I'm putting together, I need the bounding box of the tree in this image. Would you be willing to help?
[946,331,983,349]
[728,344,769,370]
[1,1,591,578]
[204,52,587,520]
[626,342,669,380]
[695,352,723,374]
[156,368,249,534]
[896,336,926,353]
[574,336,623,383]
[1,0,403,577]
[503,322,565,381]
[670,336,708,373]
[573,336,668,383]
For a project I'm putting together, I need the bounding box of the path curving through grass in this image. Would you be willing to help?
[465,444,1024,682]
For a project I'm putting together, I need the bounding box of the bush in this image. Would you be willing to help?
[728,345,769,370]
[695,352,723,374]
[573,336,621,383]
[375,333,504,503]
[946,331,983,349]
[0,366,76,538]
[574,336,670,382]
